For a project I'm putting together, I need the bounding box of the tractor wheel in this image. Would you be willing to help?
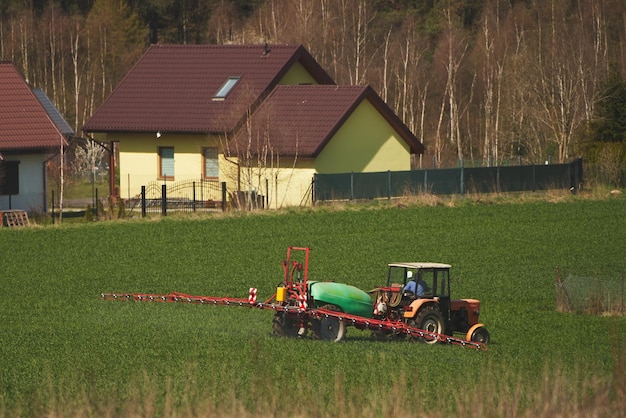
[409,305,444,344]
[468,326,490,344]
[315,304,346,342]
[272,313,300,338]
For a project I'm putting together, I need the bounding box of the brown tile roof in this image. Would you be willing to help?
[241,85,424,156]
[82,44,335,134]
[0,62,68,151]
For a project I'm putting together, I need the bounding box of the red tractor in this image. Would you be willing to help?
[370,262,490,344]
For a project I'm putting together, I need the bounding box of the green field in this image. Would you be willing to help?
[1,195,625,417]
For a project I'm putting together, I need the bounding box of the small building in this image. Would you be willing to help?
[83,44,423,208]
[0,62,71,213]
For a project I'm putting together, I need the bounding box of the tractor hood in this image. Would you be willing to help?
[309,281,373,318]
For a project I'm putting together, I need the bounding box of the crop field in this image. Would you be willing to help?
[1,195,625,417]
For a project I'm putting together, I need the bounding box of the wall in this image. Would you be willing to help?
[244,158,316,209]
[278,60,319,85]
[0,153,46,212]
[111,132,229,200]
[314,99,411,174]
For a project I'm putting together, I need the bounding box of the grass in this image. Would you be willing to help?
[0,192,625,416]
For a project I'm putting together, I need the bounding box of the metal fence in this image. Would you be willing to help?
[556,271,625,314]
[126,180,227,216]
[313,158,583,202]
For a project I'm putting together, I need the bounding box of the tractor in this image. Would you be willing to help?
[370,262,490,344]
[102,247,489,349]
[271,248,489,345]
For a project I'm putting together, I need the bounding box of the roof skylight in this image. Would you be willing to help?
[213,77,240,100]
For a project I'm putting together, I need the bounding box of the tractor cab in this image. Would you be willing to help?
[371,263,452,321]
[386,262,451,300]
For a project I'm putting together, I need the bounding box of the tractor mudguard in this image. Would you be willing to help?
[403,298,439,319]
[309,281,373,318]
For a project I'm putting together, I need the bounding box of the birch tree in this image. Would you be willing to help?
[434,7,468,163]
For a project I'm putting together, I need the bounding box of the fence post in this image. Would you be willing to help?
[141,186,146,218]
[161,184,167,216]
[51,190,55,224]
[460,163,465,196]
[350,172,354,200]
[424,170,428,193]
[221,182,226,212]
[497,166,501,193]
[387,170,391,200]
[192,181,196,212]
[312,175,316,206]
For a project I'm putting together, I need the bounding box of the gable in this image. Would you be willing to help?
[82,44,335,135]
[315,99,412,173]
[239,84,423,159]
[278,60,319,85]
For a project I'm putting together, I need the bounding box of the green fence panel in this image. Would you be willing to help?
[314,159,582,203]
[497,165,535,192]
[534,164,570,190]
[314,173,352,200]
[390,171,424,196]
[425,168,462,195]
[353,172,389,199]
[464,167,499,193]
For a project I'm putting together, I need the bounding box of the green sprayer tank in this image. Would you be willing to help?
[308,281,373,318]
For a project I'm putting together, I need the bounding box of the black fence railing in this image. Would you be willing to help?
[313,158,583,202]
[126,180,227,216]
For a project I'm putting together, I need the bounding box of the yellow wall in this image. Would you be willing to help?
[315,99,411,174]
[278,60,319,85]
[243,158,316,209]
[111,132,231,199]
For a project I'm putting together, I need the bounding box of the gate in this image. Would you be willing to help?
[126,180,226,216]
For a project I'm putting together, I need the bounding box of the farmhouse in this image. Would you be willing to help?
[83,44,423,208]
[0,62,71,215]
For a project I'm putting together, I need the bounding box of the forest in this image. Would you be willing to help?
[1,0,625,178]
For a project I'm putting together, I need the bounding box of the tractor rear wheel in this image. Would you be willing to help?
[409,304,444,344]
[272,313,300,338]
[314,304,346,342]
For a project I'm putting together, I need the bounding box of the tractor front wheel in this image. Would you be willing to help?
[314,304,346,342]
[409,305,444,344]
[467,325,490,344]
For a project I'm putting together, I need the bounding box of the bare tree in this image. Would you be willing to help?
[471,0,511,164]
[433,7,468,164]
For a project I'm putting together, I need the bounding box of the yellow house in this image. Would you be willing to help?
[83,44,423,209]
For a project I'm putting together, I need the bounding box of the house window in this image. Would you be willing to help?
[158,147,174,180]
[213,77,240,100]
[0,161,19,195]
[202,147,219,179]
